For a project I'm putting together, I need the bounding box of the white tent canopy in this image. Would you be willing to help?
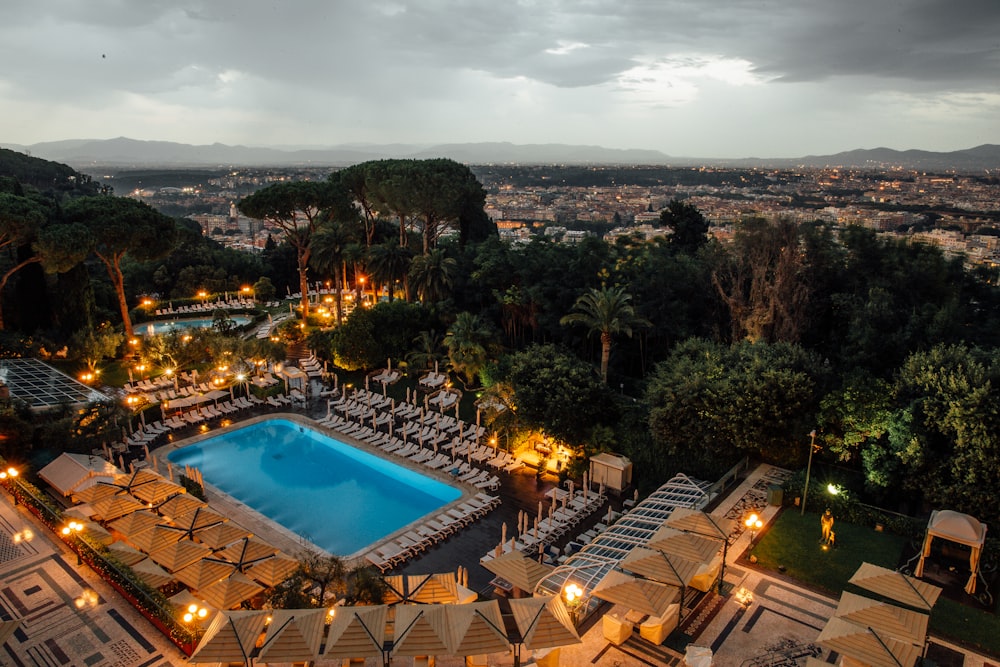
[913,509,988,594]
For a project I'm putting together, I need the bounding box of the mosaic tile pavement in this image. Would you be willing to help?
[0,498,182,667]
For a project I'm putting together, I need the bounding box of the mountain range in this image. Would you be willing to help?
[2,136,998,172]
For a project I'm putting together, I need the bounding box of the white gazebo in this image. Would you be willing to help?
[913,509,988,594]
[588,453,632,494]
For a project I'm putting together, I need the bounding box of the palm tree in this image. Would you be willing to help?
[408,248,456,304]
[406,329,444,371]
[367,238,413,302]
[444,312,492,387]
[310,222,355,325]
[560,285,650,384]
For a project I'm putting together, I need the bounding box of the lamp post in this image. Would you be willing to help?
[183,603,210,645]
[61,520,85,564]
[744,512,763,547]
[0,466,19,505]
[563,582,583,626]
[801,430,818,516]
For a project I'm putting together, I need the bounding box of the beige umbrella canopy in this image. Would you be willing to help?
[848,563,942,612]
[63,503,96,521]
[131,558,175,589]
[383,572,461,605]
[157,493,208,521]
[129,478,184,505]
[189,609,269,665]
[80,521,114,546]
[109,510,161,539]
[91,495,147,522]
[256,608,326,664]
[834,591,929,645]
[163,507,228,540]
[817,616,923,667]
[174,558,237,591]
[509,595,581,650]
[646,526,721,564]
[209,536,279,570]
[591,570,681,617]
[481,550,555,594]
[391,604,452,657]
[620,547,702,589]
[244,552,300,588]
[148,539,212,573]
[71,483,119,504]
[105,541,147,566]
[447,600,511,657]
[197,571,264,610]
[194,521,252,550]
[664,508,736,541]
[322,605,389,660]
[128,525,184,553]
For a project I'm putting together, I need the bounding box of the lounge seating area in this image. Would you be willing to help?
[364,493,500,572]
[154,298,254,316]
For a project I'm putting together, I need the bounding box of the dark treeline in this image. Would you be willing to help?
[4,149,1000,525]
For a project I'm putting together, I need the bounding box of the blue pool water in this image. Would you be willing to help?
[167,419,461,555]
[144,316,251,335]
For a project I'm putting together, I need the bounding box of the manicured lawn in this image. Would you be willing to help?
[749,509,1000,656]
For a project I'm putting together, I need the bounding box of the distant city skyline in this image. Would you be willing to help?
[2,1,998,158]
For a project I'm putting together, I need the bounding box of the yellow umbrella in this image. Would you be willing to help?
[108,510,161,539]
[646,526,720,564]
[128,525,184,553]
[256,608,326,664]
[244,552,300,587]
[129,478,184,505]
[197,572,264,610]
[189,610,269,665]
[834,591,929,645]
[91,495,146,522]
[105,541,146,566]
[157,493,207,520]
[383,572,461,604]
[509,595,581,650]
[620,547,701,588]
[147,539,212,573]
[391,604,452,657]
[817,616,922,667]
[322,605,388,660]
[591,570,681,617]
[663,508,736,541]
[848,562,942,612]
[71,484,119,504]
[209,536,278,571]
[131,558,175,589]
[194,521,253,550]
[447,600,511,656]
[481,550,555,594]
[163,507,228,540]
[174,558,237,590]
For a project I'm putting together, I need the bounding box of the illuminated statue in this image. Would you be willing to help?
[821,508,835,545]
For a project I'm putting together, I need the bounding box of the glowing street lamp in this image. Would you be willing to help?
[183,603,210,643]
[744,513,763,547]
[61,520,85,564]
[563,582,584,625]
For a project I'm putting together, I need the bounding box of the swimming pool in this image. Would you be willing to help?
[166,418,462,556]
[144,316,251,335]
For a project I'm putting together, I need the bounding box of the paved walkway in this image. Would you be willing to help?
[0,494,185,666]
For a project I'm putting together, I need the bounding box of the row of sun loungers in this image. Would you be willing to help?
[154,299,254,316]
[365,493,500,572]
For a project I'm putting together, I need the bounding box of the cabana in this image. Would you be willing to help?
[588,453,632,494]
[38,453,121,497]
[913,509,988,594]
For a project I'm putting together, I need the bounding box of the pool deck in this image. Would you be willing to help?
[3,388,995,665]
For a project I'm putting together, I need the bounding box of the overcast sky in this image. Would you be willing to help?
[2,0,998,158]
